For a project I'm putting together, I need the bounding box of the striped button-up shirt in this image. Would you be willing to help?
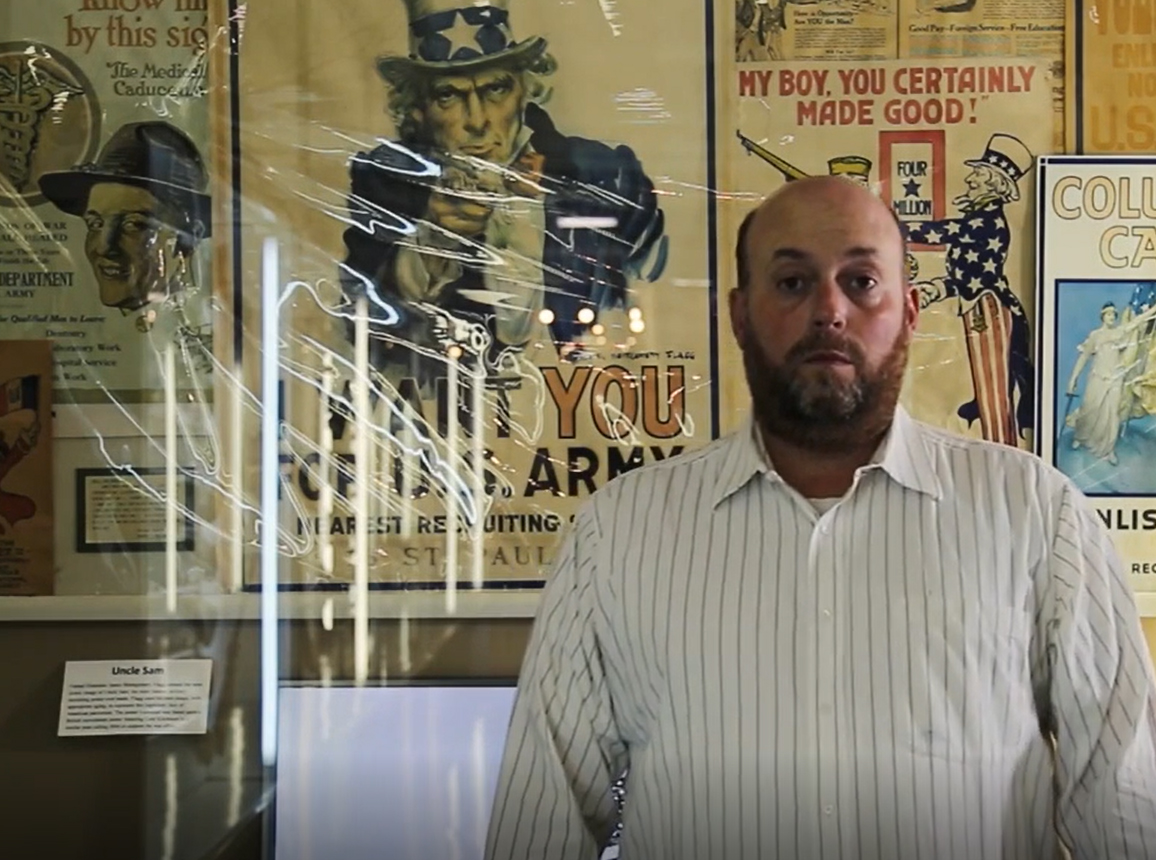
[485,407,1156,860]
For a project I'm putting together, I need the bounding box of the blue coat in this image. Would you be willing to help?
[339,103,667,378]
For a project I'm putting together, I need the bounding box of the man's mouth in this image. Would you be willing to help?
[803,350,853,365]
[96,262,128,279]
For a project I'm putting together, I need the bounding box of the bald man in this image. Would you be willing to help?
[485,178,1156,860]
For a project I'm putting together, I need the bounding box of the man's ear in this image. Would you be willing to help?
[729,287,748,349]
[904,282,919,334]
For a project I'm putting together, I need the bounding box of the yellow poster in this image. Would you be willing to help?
[899,0,1064,150]
[1065,0,1156,153]
[1035,154,1156,595]
[719,59,1053,450]
[0,0,215,405]
[234,0,714,590]
[735,0,898,62]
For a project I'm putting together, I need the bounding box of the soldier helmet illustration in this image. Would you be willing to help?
[964,133,1033,201]
[376,0,548,83]
[827,155,872,182]
[37,121,211,240]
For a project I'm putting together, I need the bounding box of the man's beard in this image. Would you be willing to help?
[741,323,909,454]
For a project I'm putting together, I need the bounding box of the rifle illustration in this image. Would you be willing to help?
[736,130,809,181]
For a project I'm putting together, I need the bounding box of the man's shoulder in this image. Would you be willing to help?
[525,104,643,175]
[913,417,1068,489]
[582,433,736,515]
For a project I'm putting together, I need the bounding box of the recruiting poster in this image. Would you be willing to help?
[899,0,1065,150]
[1036,154,1156,596]
[235,0,714,590]
[735,0,898,62]
[1065,0,1156,154]
[0,341,54,595]
[720,59,1054,449]
[0,0,214,405]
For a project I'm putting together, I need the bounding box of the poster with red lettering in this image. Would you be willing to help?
[719,59,1053,450]
[232,0,714,595]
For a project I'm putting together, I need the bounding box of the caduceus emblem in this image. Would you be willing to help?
[0,42,99,204]
[0,60,82,192]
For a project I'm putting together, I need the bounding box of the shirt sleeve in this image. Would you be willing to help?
[485,504,629,860]
[1042,481,1156,859]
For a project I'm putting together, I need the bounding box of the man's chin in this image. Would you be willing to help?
[98,279,146,311]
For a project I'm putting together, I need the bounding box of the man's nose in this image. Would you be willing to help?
[91,224,123,257]
[463,91,487,134]
[810,278,848,329]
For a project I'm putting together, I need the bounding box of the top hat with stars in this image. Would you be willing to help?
[964,133,1033,190]
[376,0,547,82]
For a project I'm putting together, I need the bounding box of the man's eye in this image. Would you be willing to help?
[433,90,459,107]
[84,217,102,231]
[776,276,807,293]
[848,275,877,291]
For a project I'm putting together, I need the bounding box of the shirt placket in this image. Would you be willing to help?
[810,505,842,859]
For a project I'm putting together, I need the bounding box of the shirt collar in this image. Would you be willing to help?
[711,405,942,507]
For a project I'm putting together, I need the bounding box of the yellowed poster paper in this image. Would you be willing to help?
[720,59,1052,450]
[1036,154,1156,595]
[1065,0,1156,153]
[0,0,214,406]
[735,0,898,61]
[235,0,714,590]
[899,0,1064,150]
[0,341,54,595]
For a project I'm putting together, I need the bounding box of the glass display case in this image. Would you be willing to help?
[0,0,1153,857]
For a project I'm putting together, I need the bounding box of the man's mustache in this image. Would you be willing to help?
[784,332,865,366]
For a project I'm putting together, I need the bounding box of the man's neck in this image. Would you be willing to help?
[758,425,887,498]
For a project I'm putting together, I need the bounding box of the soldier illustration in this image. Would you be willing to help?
[902,133,1034,447]
[735,0,789,61]
[341,0,669,386]
[38,122,211,323]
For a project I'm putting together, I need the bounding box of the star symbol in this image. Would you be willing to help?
[440,10,483,60]
[983,259,997,273]
[965,250,979,263]
[948,246,961,258]
[987,236,1003,252]
[926,229,942,243]
[945,222,961,235]
[968,217,985,229]
[960,234,975,244]
[969,277,984,292]
[903,178,921,197]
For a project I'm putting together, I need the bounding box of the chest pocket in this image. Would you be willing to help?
[901,598,1037,762]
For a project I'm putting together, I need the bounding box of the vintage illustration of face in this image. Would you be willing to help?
[83,182,182,311]
[1102,305,1119,326]
[414,66,526,163]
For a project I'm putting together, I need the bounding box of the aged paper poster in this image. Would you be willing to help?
[0,0,214,405]
[1036,155,1156,596]
[719,59,1053,448]
[735,0,898,61]
[1065,0,1156,153]
[234,0,713,590]
[899,0,1064,150]
[0,341,54,595]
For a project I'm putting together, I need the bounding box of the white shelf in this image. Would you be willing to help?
[2,589,1153,623]
[0,590,543,622]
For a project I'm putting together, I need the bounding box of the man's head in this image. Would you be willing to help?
[376,0,553,162]
[38,121,210,312]
[730,176,918,453]
[82,181,188,310]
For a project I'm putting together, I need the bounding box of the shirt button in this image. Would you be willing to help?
[822,609,832,618]
[824,805,834,816]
